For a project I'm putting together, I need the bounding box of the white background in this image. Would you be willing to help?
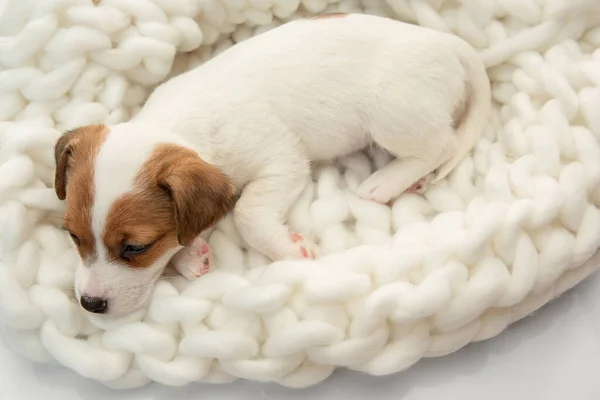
[2,271,600,400]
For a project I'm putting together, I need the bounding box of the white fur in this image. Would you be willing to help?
[78,13,490,317]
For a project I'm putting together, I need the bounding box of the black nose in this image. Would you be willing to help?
[80,296,108,314]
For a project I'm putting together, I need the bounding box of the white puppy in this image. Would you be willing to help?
[55,13,490,317]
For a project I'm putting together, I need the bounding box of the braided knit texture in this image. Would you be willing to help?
[1,0,600,389]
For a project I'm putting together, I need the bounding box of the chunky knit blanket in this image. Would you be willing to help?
[1,0,600,390]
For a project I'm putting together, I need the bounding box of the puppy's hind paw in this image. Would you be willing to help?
[404,174,433,195]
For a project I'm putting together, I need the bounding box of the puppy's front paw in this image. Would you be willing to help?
[171,237,214,280]
[288,233,318,260]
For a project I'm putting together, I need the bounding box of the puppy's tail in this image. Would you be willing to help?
[431,41,491,184]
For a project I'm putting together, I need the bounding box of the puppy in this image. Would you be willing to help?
[55,13,490,317]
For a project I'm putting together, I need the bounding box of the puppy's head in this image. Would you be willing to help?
[55,124,236,317]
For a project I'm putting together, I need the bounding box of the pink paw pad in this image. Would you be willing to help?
[194,247,213,277]
[405,176,429,194]
[290,233,317,259]
[197,243,209,256]
[171,237,215,280]
[405,182,423,193]
[195,260,211,277]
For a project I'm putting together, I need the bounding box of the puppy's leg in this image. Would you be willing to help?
[170,236,214,280]
[234,161,317,261]
[358,128,456,204]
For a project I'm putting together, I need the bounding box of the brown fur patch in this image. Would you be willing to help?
[103,144,238,268]
[102,189,179,267]
[55,125,108,263]
[308,13,348,20]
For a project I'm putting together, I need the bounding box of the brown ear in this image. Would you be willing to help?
[157,148,238,246]
[54,130,78,200]
[54,125,107,201]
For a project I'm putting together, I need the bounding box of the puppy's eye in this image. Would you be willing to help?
[121,244,150,260]
[69,233,80,246]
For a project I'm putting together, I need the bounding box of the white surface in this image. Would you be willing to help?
[2,270,600,400]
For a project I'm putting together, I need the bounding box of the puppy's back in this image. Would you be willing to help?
[137,13,481,160]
